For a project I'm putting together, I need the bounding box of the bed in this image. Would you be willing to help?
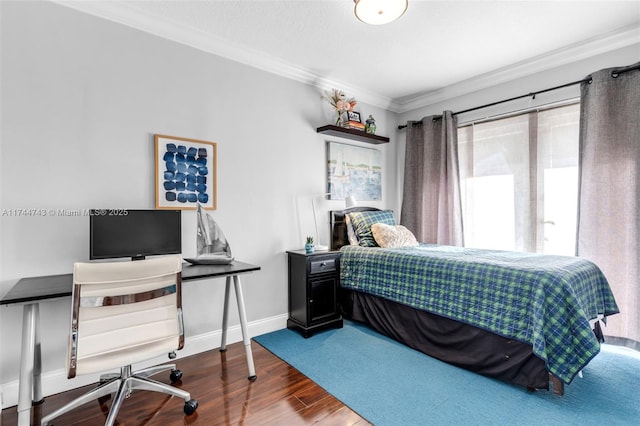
[330,207,619,395]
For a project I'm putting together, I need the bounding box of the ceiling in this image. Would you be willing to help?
[55,0,640,112]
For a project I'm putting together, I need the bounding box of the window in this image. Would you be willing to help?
[457,103,579,255]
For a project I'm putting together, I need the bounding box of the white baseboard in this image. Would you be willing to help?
[0,313,288,409]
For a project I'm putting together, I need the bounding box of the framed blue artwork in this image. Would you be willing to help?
[327,141,381,201]
[155,134,217,210]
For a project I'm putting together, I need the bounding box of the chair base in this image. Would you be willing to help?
[41,364,197,426]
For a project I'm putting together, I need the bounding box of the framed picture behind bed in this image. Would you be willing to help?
[326,141,381,202]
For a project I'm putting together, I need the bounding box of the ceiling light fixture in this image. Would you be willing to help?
[354,0,408,25]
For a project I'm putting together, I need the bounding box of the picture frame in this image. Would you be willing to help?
[155,134,217,210]
[347,110,362,123]
[327,141,382,201]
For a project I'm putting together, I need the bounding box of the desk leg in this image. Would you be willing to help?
[33,303,43,404]
[232,275,256,381]
[219,276,232,352]
[17,303,41,426]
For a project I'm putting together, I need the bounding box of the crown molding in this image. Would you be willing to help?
[51,2,638,114]
[49,0,395,110]
[392,23,640,113]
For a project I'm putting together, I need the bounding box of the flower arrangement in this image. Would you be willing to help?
[322,88,357,126]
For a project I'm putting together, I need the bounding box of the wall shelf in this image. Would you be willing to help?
[316,125,389,144]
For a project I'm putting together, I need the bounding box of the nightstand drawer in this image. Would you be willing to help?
[310,257,338,275]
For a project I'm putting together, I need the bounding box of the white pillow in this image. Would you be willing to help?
[371,223,419,248]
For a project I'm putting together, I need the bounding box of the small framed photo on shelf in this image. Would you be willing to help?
[347,110,362,123]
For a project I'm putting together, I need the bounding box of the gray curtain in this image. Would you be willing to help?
[577,62,640,348]
[401,111,464,246]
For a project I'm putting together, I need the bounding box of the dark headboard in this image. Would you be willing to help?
[329,207,381,251]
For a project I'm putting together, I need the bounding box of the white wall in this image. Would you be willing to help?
[0,1,398,407]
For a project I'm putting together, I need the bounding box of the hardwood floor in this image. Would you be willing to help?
[1,340,370,426]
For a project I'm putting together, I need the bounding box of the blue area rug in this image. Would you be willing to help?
[254,321,640,425]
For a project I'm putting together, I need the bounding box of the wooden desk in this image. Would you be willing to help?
[1,261,260,426]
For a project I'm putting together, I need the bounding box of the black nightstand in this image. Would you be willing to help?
[286,250,343,337]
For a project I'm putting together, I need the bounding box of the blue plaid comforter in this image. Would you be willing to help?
[340,244,619,384]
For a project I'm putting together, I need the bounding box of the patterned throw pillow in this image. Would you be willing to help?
[345,214,359,245]
[348,210,396,247]
[371,223,419,248]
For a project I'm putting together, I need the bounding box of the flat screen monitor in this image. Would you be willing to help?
[90,209,182,260]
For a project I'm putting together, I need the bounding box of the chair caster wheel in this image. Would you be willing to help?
[184,399,198,415]
[170,369,183,382]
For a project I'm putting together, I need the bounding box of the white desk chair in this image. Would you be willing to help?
[41,255,198,426]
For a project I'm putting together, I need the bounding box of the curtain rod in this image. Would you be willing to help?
[397,63,640,130]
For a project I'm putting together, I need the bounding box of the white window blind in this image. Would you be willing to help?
[457,103,580,255]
